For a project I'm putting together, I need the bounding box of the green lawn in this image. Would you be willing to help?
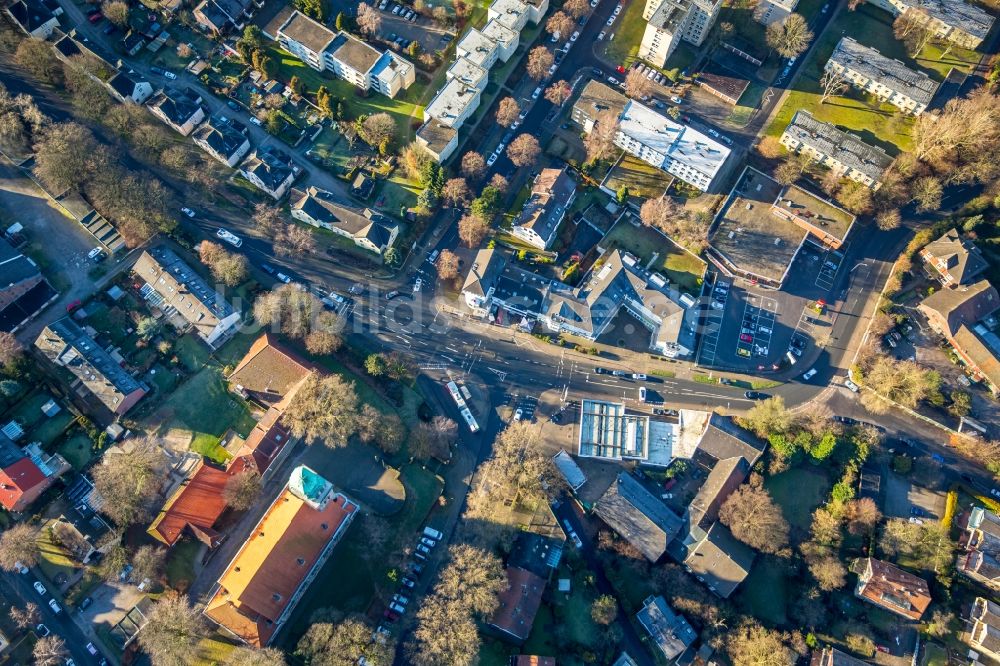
[36,522,81,584]
[165,540,202,592]
[765,4,982,151]
[736,557,788,625]
[56,432,94,471]
[765,465,832,532]
[32,411,75,447]
[10,391,56,431]
[269,46,425,145]
[174,334,211,373]
[604,154,673,200]
[921,642,948,666]
[602,0,696,80]
[376,175,421,216]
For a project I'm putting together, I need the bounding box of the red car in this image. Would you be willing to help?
[383,610,398,622]
[87,11,102,22]
[739,333,752,342]
[616,65,625,73]
[65,299,81,313]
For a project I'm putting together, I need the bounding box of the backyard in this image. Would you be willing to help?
[602,0,696,79]
[602,218,707,293]
[764,4,982,152]
[603,154,674,202]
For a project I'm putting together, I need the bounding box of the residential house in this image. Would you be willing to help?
[193,0,259,33]
[228,334,315,405]
[416,120,460,162]
[488,566,545,643]
[510,167,576,250]
[240,148,296,200]
[825,37,939,115]
[854,557,931,620]
[276,13,414,98]
[107,72,153,105]
[0,435,68,513]
[866,0,993,48]
[571,79,628,131]
[682,521,755,598]
[148,90,205,136]
[917,280,1000,391]
[291,187,399,256]
[594,471,684,562]
[613,100,731,192]
[224,406,296,482]
[0,237,55,333]
[636,596,697,661]
[920,229,987,287]
[970,597,1000,662]
[461,248,507,314]
[6,0,59,38]
[960,506,1000,591]
[639,0,720,68]
[691,412,766,466]
[193,116,251,167]
[147,460,232,548]
[34,318,147,416]
[542,250,693,357]
[780,110,893,190]
[132,246,240,349]
[203,466,358,646]
[686,455,749,529]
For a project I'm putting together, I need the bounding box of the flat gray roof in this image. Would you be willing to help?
[829,37,938,105]
[784,110,892,181]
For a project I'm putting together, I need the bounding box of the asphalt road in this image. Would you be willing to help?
[0,570,98,665]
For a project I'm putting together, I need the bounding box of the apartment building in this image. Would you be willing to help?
[416,121,459,162]
[639,0,720,68]
[571,79,628,130]
[510,167,576,250]
[424,78,482,128]
[290,187,399,256]
[489,0,530,31]
[456,27,500,69]
[447,56,489,91]
[276,11,414,98]
[780,110,893,189]
[867,0,994,48]
[825,37,939,115]
[755,0,797,24]
[613,100,731,192]
[481,19,519,61]
[193,116,251,167]
[147,90,205,136]
[970,597,1000,662]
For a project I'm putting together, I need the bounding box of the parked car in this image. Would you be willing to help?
[87,11,103,22]
[413,278,422,293]
[802,368,818,380]
[570,30,580,42]
[744,391,769,400]
[37,624,50,637]
[416,543,431,555]
[150,66,165,75]
[48,599,62,614]
[739,333,752,342]
[844,378,859,393]
[13,561,28,574]
[597,31,605,39]
[670,95,683,104]
[419,537,436,548]
[249,116,262,126]
[85,644,99,657]
[632,373,646,380]
[391,594,409,606]
[487,152,499,166]
[216,228,242,247]
[276,272,292,284]
[400,577,416,588]
[594,367,610,374]
[33,581,46,596]
[385,290,400,300]
[833,415,857,425]
[512,408,523,421]
[78,596,93,611]
[164,71,177,80]
[423,526,443,540]
[389,602,406,614]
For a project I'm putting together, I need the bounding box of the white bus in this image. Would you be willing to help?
[445,381,467,410]
[460,408,480,433]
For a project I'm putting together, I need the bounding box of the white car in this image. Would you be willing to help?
[48,599,62,614]
[413,278,422,293]
[607,76,618,85]
[632,373,646,380]
[802,368,818,380]
[532,86,542,99]
[33,581,46,596]
[423,526,443,540]
[570,30,580,42]
[597,31,605,39]
[606,15,615,25]
[513,408,523,421]
[670,95,683,104]
[216,228,242,247]
[590,0,598,5]
[180,207,195,218]
[164,71,177,80]
[614,3,622,13]
[486,152,499,166]
[392,5,401,13]
[990,488,1000,498]
[845,378,859,393]
[547,63,557,77]
[276,272,292,284]
[249,116,262,126]
[13,561,28,574]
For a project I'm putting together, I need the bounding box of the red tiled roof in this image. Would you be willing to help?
[489,566,544,642]
[147,461,232,547]
[0,458,47,512]
[228,334,315,402]
[856,558,931,620]
[226,407,291,476]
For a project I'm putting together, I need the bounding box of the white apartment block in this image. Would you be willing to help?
[456,28,500,69]
[489,0,529,30]
[754,0,797,24]
[447,56,489,91]
[614,100,731,191]
[481,19,519,61]
[639,0,720,67]
[780,110,893,190]
[826,37,938,115]
[424,78,482,128]
[277,11,414,98]
[868,0,994,48]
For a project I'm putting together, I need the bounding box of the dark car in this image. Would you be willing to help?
[103,23,118,35]
[833,415,857,425]
[592,67,602,76]
[150,66,165,75]
[744,391,769,400]
[594,367,610,375]
[260,263,277,276]
[78,596,93,611]
[790,337,806,349]
[227,100,240,111]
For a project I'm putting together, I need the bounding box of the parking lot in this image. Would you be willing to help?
[377,1,455,55]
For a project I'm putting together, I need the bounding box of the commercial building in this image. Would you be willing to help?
[614,100,731,192]
[771,183,856,250]
[639,0,720,67]
[825,37,939,115]
[132,246,241,349]
[855,557,931,620]
[290,187,399,256]
[780,110,893,190]
[510,167,576,250]
[276,12,415,98]
[577,399,678,466]
[867,0,994,48]
[34,318,147,417]
[204,466,358,646]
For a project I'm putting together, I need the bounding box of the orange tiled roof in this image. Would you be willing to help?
[204,480,357,646]
[226,407,292,476]
[147,461,231,547]
[228,334,315,401]
[0,458,46,512]
[856,558,930,620]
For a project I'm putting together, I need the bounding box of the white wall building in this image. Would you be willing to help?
[447,56,489,92]
[481,19,519,61]
[867,0,994,48]
[639,0,720,68]
[424,78,483,128]
[825,37,938,115]
[780,110,893,190]
[456,28,500,69]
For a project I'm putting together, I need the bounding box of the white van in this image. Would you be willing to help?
[423,526,443,540]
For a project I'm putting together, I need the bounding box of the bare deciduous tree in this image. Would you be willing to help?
[478,421,562,505]
[407,594,480,666]
[223,469,261,511]
[719,484,790,554]
[15,39,62,84]
[442,177,471,207]
[526,46,554,81]
[912,175,943,212]
[624,69,652,100]
[544,80,572,106]
[137,594,206,666]
[410,416,458,461]
[275,223,317,256]
[638,195,707,251]
[102,0,129,26]
[283,374,360,446]
[564,0,589,17]
[252,203,281,234]
[435,544,506,614]
[844,498,881,535]
[545,11,574,39]
[875,209,902,230]
[0,331,22,366]
[458,214,489,248]
[496,97,520,127]
[9,602,39,629]
[727,622,794,666]
[92,438,164,527]
[34,636,67,666]
[506,134,540,168]
[436,249,461,282]
[297,615,394,666]
[583,110,618,164]
[357,2,382,35]
[131,544,167,584]
[807,553,846,591]
[765,13,813,58]
[360,112,396,148]
[819,68,847,104]
[460,151,486,180]
[254,284,340,343]
[229,647,287,666]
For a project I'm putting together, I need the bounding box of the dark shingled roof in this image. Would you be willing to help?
[696,413,765,466]
[594,472,683,562]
